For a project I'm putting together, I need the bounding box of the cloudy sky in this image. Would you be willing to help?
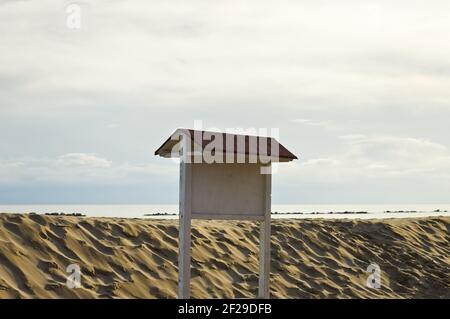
[1,0,449,204]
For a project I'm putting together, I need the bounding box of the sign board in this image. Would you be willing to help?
[154,129,298,299]
[191,163,268,220]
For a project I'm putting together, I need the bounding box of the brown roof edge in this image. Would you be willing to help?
[154,128,299,160]
[154,133,176,156]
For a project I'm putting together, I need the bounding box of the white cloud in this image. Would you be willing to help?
[56,153,112,168]
[279,135,450,183]
[343,136,450,174]
[303,158,340,166]
[0,160,25,169]
[339,134,367,140]
[0,154,176,185]
[1,0,450,115]
[291,118,337,129]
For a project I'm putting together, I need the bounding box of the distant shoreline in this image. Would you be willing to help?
[0,209,448,220]
[5,210,450,217]
[1,204,450,219]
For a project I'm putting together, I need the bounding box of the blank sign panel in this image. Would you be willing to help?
[190,163,267,219]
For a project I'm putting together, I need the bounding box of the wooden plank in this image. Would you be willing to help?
[191,213,265,221]
[258,164,272,298]
[178,135,192,299]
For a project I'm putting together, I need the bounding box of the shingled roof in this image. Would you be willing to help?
[155,128,298,162]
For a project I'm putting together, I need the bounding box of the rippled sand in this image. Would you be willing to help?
[0,213,448,298]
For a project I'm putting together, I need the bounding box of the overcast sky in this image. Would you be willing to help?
[1,0,450,204]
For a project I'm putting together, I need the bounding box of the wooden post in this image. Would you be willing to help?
[178,137,192,299]
[258,164,271,298]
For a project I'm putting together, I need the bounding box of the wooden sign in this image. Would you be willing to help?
[155,128,298,298]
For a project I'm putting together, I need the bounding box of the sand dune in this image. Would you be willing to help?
[0,213,448,298]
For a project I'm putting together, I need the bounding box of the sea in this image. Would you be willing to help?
[1,204,449,220]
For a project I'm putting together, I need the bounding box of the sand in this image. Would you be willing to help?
[0,213,448,298]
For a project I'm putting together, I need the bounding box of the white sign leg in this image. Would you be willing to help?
[258,164,271,298]
[178,161,192,299]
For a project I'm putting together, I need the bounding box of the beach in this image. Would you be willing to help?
[0,213,448,298]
